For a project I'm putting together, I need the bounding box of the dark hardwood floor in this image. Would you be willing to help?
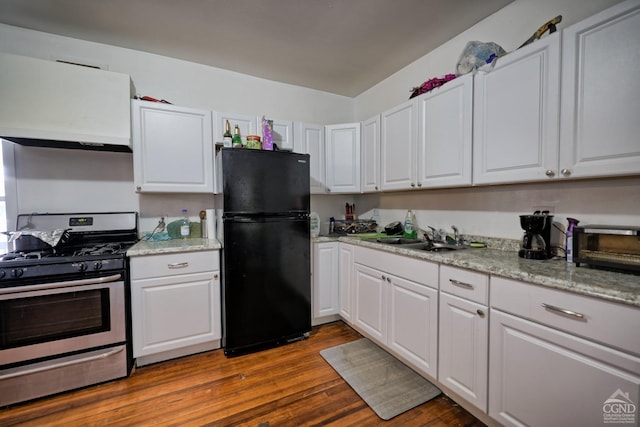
[0,321,485,426]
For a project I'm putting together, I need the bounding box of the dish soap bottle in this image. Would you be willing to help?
[180,209,190,239]
[403,210,417,239]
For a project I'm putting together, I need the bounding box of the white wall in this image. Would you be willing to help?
[354,0,622,119]
[1,0,638,238]
[0,23,355,231]
[346,0,639,241]
[354,177,640,241]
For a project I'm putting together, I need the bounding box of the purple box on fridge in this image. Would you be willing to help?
[262,116,274,150]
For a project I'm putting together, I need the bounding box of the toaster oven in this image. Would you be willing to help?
[573,225,640,273]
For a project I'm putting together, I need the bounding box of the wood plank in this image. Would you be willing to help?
[0,321,485,426]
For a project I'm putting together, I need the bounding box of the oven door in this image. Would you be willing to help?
[0,273,125,367]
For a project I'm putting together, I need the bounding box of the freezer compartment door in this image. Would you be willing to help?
[222,216,311,355]
[222,149,310,214]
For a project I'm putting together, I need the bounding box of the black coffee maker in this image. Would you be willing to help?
[518,211,554,259]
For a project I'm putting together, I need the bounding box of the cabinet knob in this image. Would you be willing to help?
[375,186,379,190]
[327,188,331,192]
[411,182,416,187]
[381,275,386,281]
[545,170,555,177]
[561,168,571,176]
[214,274,219,279]
[477,309,485,317]
[417,183,422,187]
[136,185,141,192]
[386,277,391,283]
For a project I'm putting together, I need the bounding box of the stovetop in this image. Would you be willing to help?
[1,212,139,284]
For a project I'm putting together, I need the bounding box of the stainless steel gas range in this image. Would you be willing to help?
[0,212,138,407]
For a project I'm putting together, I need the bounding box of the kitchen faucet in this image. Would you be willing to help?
[451,225,461,245]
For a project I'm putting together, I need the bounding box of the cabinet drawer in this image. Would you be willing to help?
[491,276,640,355]
[130,250,219,280]
[439,265,488,305]
[355,246,438,289]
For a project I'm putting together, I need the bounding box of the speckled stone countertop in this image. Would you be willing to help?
[315,236,640,308]
[127,238,222,257]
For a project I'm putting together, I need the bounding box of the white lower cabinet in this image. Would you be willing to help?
[438,265,489,412]
[130,250,221,366]
[338,243,355,323]
[439,293,488,411]
[312,241,340,324]
[388,273,438,378]
[353,263,387,344]
[352,246,439,378]
[489,276,640,427]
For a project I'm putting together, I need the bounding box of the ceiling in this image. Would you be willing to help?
[0,0,514,97]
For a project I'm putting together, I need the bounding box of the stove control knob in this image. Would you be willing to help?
[11,268,24,278]
[0,270,6,279]
[77,262,88,272]
[94,261,103,271]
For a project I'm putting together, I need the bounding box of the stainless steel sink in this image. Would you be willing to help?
[364,237,469,252]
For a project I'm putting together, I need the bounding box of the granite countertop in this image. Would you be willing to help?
[127,238,222,257]
[316,235,640,308]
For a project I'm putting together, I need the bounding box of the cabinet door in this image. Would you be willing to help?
[218,112,256,145]
[294,122,326,194]
[388,275,438,378]
[272,119,294,151]
[338,244,355,323]
[131,271,221,358]
[353,263,387,345]
[489,309,640,427]
[473,33,561,185]
[416,74,473,188]
[132,101,214,193]
[312,242,340,320]
[361,115,381,193]
[380,100,418,191]
[439,292,488,412]
[559,0,640,179]
[325,122,361,193]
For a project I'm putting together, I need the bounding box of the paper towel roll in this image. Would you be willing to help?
[206,209,216,241]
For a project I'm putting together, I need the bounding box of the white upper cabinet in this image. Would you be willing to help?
[361,115,381,193]
[271,119,294,151]
[325,122,361,193]
[473,33,561,185]
[380,99,418,191]
[132,100,215,193]
[253,117,294,151]
[294,122,326,194]
[416,73,473,188]
[559,0,640,179]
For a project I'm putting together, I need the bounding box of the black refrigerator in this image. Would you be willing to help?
[221,148,311,356]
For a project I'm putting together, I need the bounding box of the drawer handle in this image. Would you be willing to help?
[449,278,474,290]
[168,262,189,269]
[541,303,585,320]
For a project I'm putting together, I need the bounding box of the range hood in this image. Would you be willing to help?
[0,52,133,152]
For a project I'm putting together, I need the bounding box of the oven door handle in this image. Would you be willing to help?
[0,345,125,380]
[0,273,122,295]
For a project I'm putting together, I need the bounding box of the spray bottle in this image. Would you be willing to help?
[566,217,579,263]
